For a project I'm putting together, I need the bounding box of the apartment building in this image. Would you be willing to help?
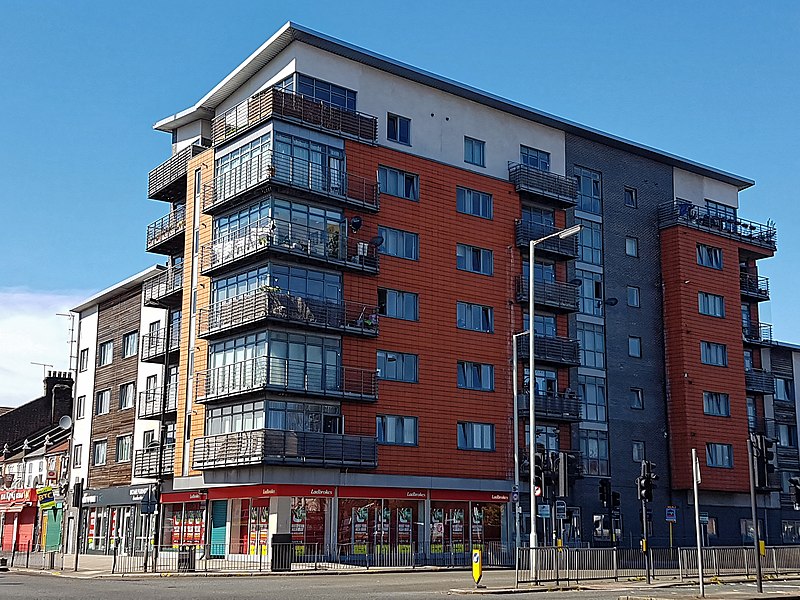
[70,267,170,555]
[116,22,782,554]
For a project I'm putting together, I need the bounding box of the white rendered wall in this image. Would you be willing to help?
[71,307,97,487]
[673,167,739,208]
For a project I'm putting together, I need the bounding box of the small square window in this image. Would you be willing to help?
[630,388,644,409]
[628,336,642,358]
[625,237,639,257]
[624,187,638,208]
[387,113,411,145]
[464,136,485,167]
[627,286,640,307]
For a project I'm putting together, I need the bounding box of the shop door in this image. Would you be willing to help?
[210,500,228,558]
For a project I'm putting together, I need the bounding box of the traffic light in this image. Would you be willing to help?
[754,435,777,489]
[534,448,546,494]
[611,491,621,509]
[763,437,776,475]
[789,476,800,508]
[637,461,657,502]
[598,478,611,507]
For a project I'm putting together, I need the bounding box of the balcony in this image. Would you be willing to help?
[133,445,175,478]
[199,216,378,277]
[743,322,773,346]
[744,369,775,394]
[202,150,379,215]
[148,144,207,202]
[516,333,581,366]
[140,320,180,363]
[514,221,579,260]
[143,266,183,308]
[507,162,578,207]
[657,202,777,253]
[197,289,378,340]
[211,87,378,147]
[515,276,579,312]
[137,383,178,419]
[192,429,378,470]
[516,391,582,422]
[195,356,377,403]
[145,206,186,255]
[740,273,770,302]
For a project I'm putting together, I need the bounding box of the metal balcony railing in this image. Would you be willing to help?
[516,391,582,422]
[202,150,379,214]
[514,220,579,259]
[140,321,181,362]
[515,276,579,311]
[507,162,578,206]
[143,266,183,307]
[199,215,379,276]
[133,445,175,478]
[657,202,777,252]
[137,383,178,419]
[516,333,581,366]
[740,272,770,301]
[192,429,378,470]
[744,368,775,394]
[148,144,207,201]
[743,322,773,346]
[197,288,378,339]
[195,356,377,403]
[145,205,186,254]
[212,87,378,146]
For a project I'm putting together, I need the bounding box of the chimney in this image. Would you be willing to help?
[44,371,74,424]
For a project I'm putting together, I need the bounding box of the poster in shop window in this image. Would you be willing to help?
[471,506,484,548]
[171,513,182,547]
[291,499,307,555]
[379,506,390,546]
[352,505,369,555]
[452,508,465,554]
[397,507,412,554]
[87,509,96,547]
[431,508,444,553]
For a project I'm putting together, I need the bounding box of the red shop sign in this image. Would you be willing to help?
[161,491,207,504]
[0,488,35,505]
[338,486,428,500]
[429,490,510,502]
[207,484,336,500]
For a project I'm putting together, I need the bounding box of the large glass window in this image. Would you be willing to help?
[521,205,555,228]
[577,218,603,265]
[378,226,419,260]
[457,187,493,219]
[520,145,550,171]
[457,361,494,391]
[577,269,603,316]
[456,244,493,275]
[578,322,605,369]
[575,166,602,214]
[378,288,418,321]
[379,166,418,200]
[214,133,272,200]
[703,391,731,416]
[377,415,418,446]
[579,375,607,422]
[579,429,609,476]
[297,74,357,111]
[457,422,495,450]
[457,301,494,333]
[274,133,345,196]
[205,400,265,435]
[266,401,341,434]
[377,350,418,383]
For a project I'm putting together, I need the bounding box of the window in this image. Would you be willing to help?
[122,331,138,358]
[520,145,550,171]
[632,441,646,462]
[116,435,132,463]
[376,415,418,446]
[627,286,640,308]
[377,351,418,383]
[73,444,82,468]
[579,375,607,422]
[577,218,603,265]
[457,422,495,451]
[98,341,113,366]
[775,378,794,402]
[79,348,89,372]
[457,361,494,391]
[698,292,725,317]
[703,392,731,417]
[624,187,638,208]
[697,244,723,270]
[143,430,155,448]
[778,423,798,448]
[95,390,110,416]
[578,322,605,369]
[701,341,728,366]
[378,226,419,260]
[628,336,642,358]
[93,440,107,466]
[297,74,356,111]
[706,443,733,468]
[387,113,411,145]
[76,395,86,420]
[456,244,493,275]
[577,269,603,316]
[378,288,418,321]
[580,429,609,476]
[457,301,494,333]
[456,187,493,219]
[464,136,485,167]
[630,388,644,409]
[378,166,418,200]
[625,237,639,257]
[119,382,135,410]
[575,167,602,214]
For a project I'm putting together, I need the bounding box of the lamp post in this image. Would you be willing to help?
[527,224,581,551]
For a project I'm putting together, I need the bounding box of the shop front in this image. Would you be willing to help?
[81,484,153,555]
[0,488,38,552]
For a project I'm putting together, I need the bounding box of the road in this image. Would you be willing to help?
[2,570,800,600]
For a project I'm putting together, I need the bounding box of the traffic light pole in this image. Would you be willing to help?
[747,436,763,593]
[641,493,650,584]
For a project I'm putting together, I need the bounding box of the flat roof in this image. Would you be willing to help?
[71,265,164,314]
[155,22,753,190]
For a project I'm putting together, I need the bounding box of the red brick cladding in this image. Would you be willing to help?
[341,141,527,482]
[661,225,769,492]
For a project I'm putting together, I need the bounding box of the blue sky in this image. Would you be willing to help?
[0,1,798,403]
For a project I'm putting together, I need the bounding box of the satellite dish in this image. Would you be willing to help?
[58,415,73,430]
[369,236,384,248]
[605,298,619,307]
[350,216,363,233]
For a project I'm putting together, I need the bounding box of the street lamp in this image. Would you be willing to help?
[527,224,581,550]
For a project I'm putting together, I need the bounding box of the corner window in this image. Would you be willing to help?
[457,361,494,391]
[697,244,723,270]
[706,443,733,468]
[387,114,411,145]
[625,237,639,257]
[456,244,493,275]
[98,341,113,366]
[377,415,418,446]
[628,336,642,358]
[378,166,419,201]
[377,350,418,383]
[464,136,485,167]
[457,422,495,451]
[624,187,638,208]
[456,187,493,219]
[703,391,731,416]
[627,286,640,307]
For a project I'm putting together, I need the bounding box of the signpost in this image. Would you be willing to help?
[471,549,482,588]
[666,506,677,549]
[538,504,551,519]
[692,449,705,598]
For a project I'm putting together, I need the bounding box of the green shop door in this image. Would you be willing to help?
[210,500,228,558]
